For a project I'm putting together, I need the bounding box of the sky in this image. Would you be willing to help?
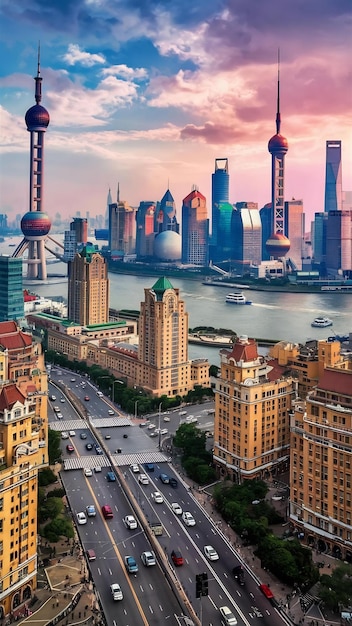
[0,0,351,228]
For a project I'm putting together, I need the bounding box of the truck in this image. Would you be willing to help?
[149,521,163,536]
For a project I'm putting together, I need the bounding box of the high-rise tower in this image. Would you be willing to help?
[68,245,109,326]
[181,188,209,266]
[266,54,290,259]
[12,48,52,280]
[324,141,342,213]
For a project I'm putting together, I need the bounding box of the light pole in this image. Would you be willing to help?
[112,380,124,404]
[134,400,139,419]
[158,402,162,450]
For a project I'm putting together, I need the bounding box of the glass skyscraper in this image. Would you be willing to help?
[0,256,24,322]
[324,141,342,213]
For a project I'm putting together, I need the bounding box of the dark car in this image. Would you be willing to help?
[80,433,87,440]
[233,565,245,585]
[66,444,74,453]
[171,550,184,566]
[144,463,154,472]
[169,477,178,488]
[84,396,90,401]
[85,443,93,451]
[95,446,103,455]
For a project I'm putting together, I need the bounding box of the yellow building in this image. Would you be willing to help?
[213,335,295,482]
[290,367,352,562]
[68,245,109,326]
[0,321,48,619]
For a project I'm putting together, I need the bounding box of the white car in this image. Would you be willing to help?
[84,468,93,477]
[108,409,115,415]
[61,432,69,440]
[56,413,63,419]
[77,512,87,525]
[69,430,76,436]
[110,583,123,601]
[219,605,237,625]
[204,545,219,561]
[138,473,149,485]
[141,550,156,567]
[171,502,182,515]
[151,491,164,504]
[131,464,139,473]
[163,416,170,422]
[123,515,137,530]
[60,397,65,403]
[160,428,168,435]
[182,511,196,527]
[147,423,156,430]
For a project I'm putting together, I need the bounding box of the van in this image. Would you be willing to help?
[86,549,96,561]
[102,504,113,519]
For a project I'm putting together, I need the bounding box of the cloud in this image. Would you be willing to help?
[101,64,148,80]
[63,43,106,67]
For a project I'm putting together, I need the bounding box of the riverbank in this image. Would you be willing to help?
[202,279,352,294]
[188,333,278,348]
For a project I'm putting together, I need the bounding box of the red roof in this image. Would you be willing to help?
[182,189,206,204]
[0,384,26,411]
[318,368,352,396]
[0,321,32,350]
[227,337,259,363]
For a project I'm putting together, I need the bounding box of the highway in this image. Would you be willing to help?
[47,366,292,626]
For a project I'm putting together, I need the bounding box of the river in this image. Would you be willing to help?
[2,236,352,366]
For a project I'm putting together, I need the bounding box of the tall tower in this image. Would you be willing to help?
[324,141,342,213]
[266,53,290,259]
[181,187,209,266]
[0,256,24,322]
[12,48,52,280]
[108,185,135,257]
[67,245,109,326]
[137,277,191,397]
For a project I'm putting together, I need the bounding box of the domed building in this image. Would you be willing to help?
[154,230,181,261]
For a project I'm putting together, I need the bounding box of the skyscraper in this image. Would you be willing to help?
[154,188,179,234]
[324,140,342,213]
[68,245,109,326]
[210,158,230,260]
[135,201,156,259]
[265,55,290,259]
[231,203,262,270]
[325,210,352,276]
[284,200,304,270]
[109,186,135,257]
[137,277,191,396]
[12,50,52,280]
[181,188,209,266]
[0,256,24,322]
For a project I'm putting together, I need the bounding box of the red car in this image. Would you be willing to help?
[171,550,184,566]
[66,444,75,453]
[84,396,90,401]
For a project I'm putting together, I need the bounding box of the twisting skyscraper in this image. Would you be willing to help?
[12,48,52,280]
[265,54,290,259]
[324,140,342,213]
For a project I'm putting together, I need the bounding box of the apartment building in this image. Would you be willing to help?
[0,321,48,619]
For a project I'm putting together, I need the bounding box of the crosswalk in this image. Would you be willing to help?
[50,416,132,431]
[63,451,168,471]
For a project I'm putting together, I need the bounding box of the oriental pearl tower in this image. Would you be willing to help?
[265,53,290,259]
[12,47,52,280]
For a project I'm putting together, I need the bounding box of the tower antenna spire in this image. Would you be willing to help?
[117,182,120,203]
[35,41,42,105]
[276,48,281,135]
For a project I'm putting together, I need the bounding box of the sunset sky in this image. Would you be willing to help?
[0,0,351,228]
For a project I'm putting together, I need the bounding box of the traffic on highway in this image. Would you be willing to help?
[47,366,293,626]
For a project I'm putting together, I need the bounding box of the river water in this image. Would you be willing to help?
[2,236,352,367]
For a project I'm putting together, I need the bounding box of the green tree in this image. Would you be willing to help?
[41,518,74,543]
[38,467,57,486]
[48,428,62,464]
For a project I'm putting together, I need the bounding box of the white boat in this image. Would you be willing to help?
[311,317,333,328]
[226,292,252,305]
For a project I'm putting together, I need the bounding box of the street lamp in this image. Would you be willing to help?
[112,380,124,404]
[158,402,162,450]
[134,400,139,419]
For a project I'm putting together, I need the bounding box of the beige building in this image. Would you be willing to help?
[68,245,109,326]
[213,335,295,482]
[290,367,352,562]
[0,321,48,619]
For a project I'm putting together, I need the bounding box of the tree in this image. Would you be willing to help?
[48,428,62,464]
[41,518,74,543]
[38,467,57,486]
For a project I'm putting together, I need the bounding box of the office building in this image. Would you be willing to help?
[213,335,295,482]
[290,366,352,562]
[181,188,209,266]
[210,158,230,261]
[63,218,88,261]
[231,203,262,271]
[324,140,342,213]
[312,212,328,269]
[0,256,24,322]
[326,210,352,276]
[265,58,290,259]
[67,245,109,326]
[284,200,304,270]
[135,201,156,259]
[154,189,179,234]
[0,321,48,619]
[109,185,135,257]
[259,203,273,261]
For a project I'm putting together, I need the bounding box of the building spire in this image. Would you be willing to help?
[276,48,281,135]
[117,182,120,203]
[35,42,43,105]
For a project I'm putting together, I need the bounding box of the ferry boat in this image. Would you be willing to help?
[311,317,333,328]
[226,292,252,305]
